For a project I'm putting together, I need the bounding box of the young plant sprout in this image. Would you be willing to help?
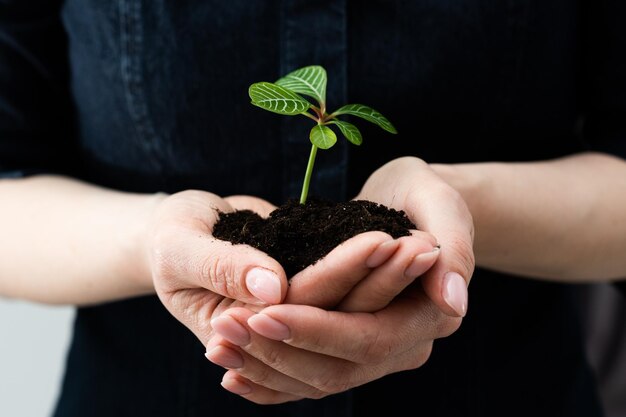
[248,65,397,204]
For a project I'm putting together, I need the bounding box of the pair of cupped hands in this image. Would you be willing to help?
[147,157,475,404]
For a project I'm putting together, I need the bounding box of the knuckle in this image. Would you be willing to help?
[307,387,331,400]
[407,343,434,370]
[312,366,354,395]
[202,253,238,296]
[362,338,394,366]
[447,231,476,279]
[261,345,285,369]
[356,325,394,365]
[437,316,463,338]
[246,366,273,388]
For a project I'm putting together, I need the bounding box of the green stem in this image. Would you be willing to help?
[300,111,318,122]
[300,144,318,205]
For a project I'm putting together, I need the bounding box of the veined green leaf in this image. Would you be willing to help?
[249,82,311,115]
[331,104,397,134]
[276,65,327,106]
[309,125,337,150]
[329,120,362,145]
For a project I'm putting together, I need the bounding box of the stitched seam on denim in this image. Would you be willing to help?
[119,0,164,172]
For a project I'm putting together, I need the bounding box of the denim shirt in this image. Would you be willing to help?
[2,1,624,416]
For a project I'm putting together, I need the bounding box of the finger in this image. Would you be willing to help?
[285,231,394,308]
[405,186,474,317]
[211,307,439,397]
[248,293,461,364]
[207,311,328,400]
[337,231,440,312]
[151,228,288,306]
[218,339,433,401]
[212,348,324,400]
[221,370,304,404]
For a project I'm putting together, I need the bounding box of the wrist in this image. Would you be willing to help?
[124,192,169,295]
[429,162,493,260]
[429,163,484,209]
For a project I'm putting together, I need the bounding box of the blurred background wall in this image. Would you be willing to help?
[0,299,74,417]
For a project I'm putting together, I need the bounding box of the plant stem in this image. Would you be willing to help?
[301,111,318,122]
[300,144,318,205]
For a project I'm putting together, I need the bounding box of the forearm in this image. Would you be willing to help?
[0,175,164,305]
[432,152,626,282]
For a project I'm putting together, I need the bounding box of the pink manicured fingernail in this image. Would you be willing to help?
[248,314,291,341]
[211,315,250,346]
[366,240,399,268]
[246,267,281,304]
[205,345,244,369]
[222,374,253,395]
[443,272,468,317]
[404,247,440,278]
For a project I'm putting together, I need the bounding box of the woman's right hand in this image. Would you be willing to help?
[146,190,290,344]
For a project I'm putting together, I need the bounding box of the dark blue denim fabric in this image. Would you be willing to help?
[2,0,625,416]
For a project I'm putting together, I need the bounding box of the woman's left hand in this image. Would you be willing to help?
[206,286,461,403]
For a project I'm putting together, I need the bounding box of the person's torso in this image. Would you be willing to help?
[54,2,602,416]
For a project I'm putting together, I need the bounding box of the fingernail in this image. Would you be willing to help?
[211,315,251,346]
[366,240,399,268]
[205,345,244,369]
[246,267,281,304]
[248,314,291,341]
[404,247,440,278]
[443,272,468,317]
[222,375,253,395]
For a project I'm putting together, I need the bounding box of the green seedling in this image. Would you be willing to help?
[248,65,397,204]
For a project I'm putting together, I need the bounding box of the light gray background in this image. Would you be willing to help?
[0,298,74,417]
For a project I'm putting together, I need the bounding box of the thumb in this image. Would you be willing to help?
[420,228,474,317]
[151,227,288,306]
[405,189,474,318]
[202,237,288,305]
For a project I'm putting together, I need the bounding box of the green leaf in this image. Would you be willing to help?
[275,65,327,106]
[249,82,311,115]
[309,125,337,150]
[329,120,362,145]
[331,104,397,134]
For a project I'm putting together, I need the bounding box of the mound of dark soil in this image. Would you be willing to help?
[213,198,416,278]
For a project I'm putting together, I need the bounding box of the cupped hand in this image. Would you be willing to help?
[206,287,461,404]
[356,156,475,317]
[206,228,452,403]
[147,190,288,344]
[275,156,474,315]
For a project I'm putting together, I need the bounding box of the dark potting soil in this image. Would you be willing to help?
[212,198,417,278]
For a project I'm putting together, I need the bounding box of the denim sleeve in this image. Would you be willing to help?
[582,0,626,157]
[0,0,78,179]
